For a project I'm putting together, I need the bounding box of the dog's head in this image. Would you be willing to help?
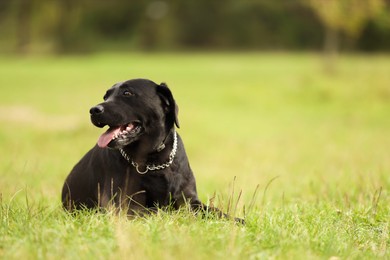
[90,78,179,150]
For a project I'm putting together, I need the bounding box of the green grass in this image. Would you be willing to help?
[0,52,389,259]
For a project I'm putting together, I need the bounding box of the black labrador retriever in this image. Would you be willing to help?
[62,78,243,222]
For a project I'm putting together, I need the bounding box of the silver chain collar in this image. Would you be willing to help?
[119,131,178,174]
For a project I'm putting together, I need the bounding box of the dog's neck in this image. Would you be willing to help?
[155,131,170,152]
[119,129,177,174]
[151,127,176,156]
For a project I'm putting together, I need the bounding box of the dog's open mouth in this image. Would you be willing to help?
[97,122,142,148]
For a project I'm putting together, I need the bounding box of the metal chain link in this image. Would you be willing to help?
[119,131,178,175]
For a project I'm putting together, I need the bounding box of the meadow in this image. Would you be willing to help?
[0,52,389,259]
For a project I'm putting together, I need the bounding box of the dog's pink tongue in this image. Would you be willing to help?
[97,127,121,148]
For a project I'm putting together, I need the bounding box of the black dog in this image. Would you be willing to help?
[62,79,242,222]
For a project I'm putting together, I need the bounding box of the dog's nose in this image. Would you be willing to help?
[90,105,104,115]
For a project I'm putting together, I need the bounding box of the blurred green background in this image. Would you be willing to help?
[1,0,390,54]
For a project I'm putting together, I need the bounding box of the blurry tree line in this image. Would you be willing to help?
[0,0,389,54]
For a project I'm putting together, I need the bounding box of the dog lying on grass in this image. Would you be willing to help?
[62,78,243,223]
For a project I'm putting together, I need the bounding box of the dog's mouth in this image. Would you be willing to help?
[97,122,142,148]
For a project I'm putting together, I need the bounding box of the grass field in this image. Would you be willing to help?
[0,52,389,259]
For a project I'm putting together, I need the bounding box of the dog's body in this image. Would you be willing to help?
[62,79,207,215]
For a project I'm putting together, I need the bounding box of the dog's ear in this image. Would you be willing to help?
[157,82,180,128]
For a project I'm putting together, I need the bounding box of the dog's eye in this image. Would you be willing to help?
[103,94,108,101]
[123,91,134,97]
